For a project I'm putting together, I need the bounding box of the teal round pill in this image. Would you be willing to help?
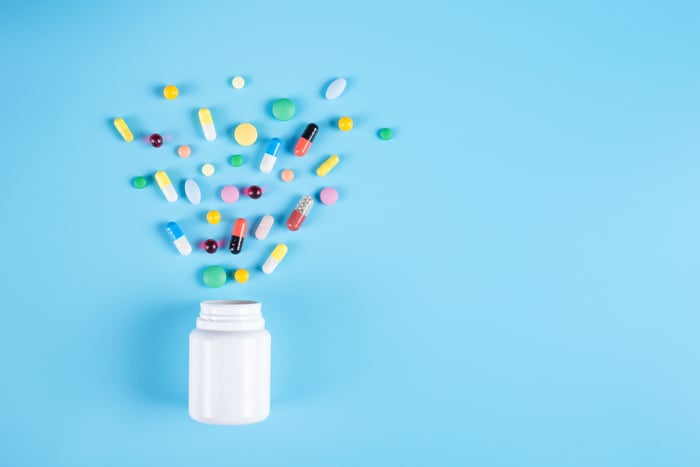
[229,154,244,167]
[132,176,148,189]
[203,266,227,288]
[271,98,296,121]
[378,128,393,140]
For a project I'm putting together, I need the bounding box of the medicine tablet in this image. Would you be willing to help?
[280,169,295,182]
[178,145,191,158]
[132,176,148,189]
[163,85,179,100]
[319,187,338,205]
[255,215,274,240]
[229,155,244,167]
[338,116,353,131]
[201,163,215,176]
[325,78,347,100]
[271,98,295,121]
[220,185,239,203]
[184,179,201,205]
[378,128,393,140]
[231,76,245,89]
[233,269,249,283]
[203,266,227,288]
[206,210,221,224]
[234,123,258,146]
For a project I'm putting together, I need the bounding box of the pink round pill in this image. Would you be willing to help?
[319,187,339,205]
[220,185,239,203]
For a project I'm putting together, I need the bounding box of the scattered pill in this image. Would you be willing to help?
[259,137,281,173]
[280,169,295,182]
[337,116,353,131]
[234,122,258,146]
[325,78,347,100]
[165,222,192,256]
[294,123,318,156]
[378,128,393,140]
[206,210,221,225]
[203,265,227,288]
[201,163,215,176]
[154,171,178,202]
[246,185,262,199]
[113,118,134,142]
[316,154,340,177]
[231,76,245,89]
[150,133,164,147]
[229,154,244,167]
[255,215,274,240]
[220,185,239,203]
[177,145,191,158]
[184,179,201,205]
[319,187,339,205]
[198,108,216,141]
[203,239,218,254]
[163,85,179,100]
[271,98,295,121]
[233,269,250,283]
[287,195,313,231]
[262,244,288,274]
[229,218,247,255]
[131,176,148,189]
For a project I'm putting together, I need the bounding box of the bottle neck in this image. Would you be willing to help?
[197,300,264,331]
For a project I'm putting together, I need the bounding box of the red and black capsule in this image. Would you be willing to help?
[229,218,247,254]
[293,123,318,157]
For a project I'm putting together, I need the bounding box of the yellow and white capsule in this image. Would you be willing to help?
[154,170,178,202]
[316,154,340,176]
[198,108,216,141]
[113,118,134,142]
[262,244,287,274]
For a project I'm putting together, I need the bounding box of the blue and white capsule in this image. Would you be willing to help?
[165,222,192,256]
[259,137,281,173]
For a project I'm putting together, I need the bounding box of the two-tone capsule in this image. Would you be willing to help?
[198,108,216,141]
[229,218,247,254]
[154,171,178,202]
[255,215,274,240]
[113,118,134,142]
[293,123,318,157]
[165,222,192,256]
[287,195,313,231]
[259,138,281,173]
[316,154,340,176]
[262,244,288,274]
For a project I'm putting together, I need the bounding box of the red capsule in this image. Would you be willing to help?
[229,218,247,254]
[286,195,314,231]
[293,123,318,157]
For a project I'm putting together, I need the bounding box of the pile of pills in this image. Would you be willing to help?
[115,78,393,287]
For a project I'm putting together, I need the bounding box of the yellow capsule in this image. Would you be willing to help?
[154,171,177,202]
[262,244,288,274]
[316,154,340,177]
[113,118,134,142]
[198,108,216,141]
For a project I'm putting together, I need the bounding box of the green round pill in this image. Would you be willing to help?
[131,176,148,189]
[378,128,393,140]
[229,154,244,167]
[271,98,296,121]
[203,266,227,288]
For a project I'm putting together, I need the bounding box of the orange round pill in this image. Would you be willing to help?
[280,169,295,182]
[178,145,191,158]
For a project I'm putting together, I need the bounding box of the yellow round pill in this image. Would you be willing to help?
[163,85,179,100]
[338,116,353,131]
[280,169,295,182]
[233,123,258,146]
[231,76,245,89]
[233,269,249,283]
[177,145,191,158]
[201,163,215,176]
[206,210,221,225]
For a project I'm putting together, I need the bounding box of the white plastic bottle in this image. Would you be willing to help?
[189,300,271,425]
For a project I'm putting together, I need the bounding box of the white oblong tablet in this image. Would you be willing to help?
[184,179,201,205]
[325,78,347,100]
[255,215,274,240]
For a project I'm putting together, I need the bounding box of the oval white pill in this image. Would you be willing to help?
[184,179,201,205]
[325,77,347,100]
[255,215,274,240]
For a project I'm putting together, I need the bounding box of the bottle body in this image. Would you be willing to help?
[188,300,271,425]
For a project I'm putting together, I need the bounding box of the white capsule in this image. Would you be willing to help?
[184,179,201,205]
[325,78,347,100]
[259,138,281,173]
[255,215,274,240]
[165,222,192,256]
[262,244,288,274]
[154,171,178,202]
[198,108,216,141]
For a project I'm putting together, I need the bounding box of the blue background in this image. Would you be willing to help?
[1,1,699,465]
